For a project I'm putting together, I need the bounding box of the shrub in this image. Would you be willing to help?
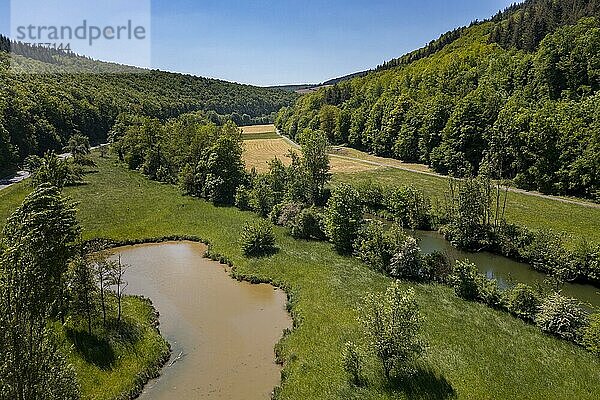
[269,202,284,224]
[354,221,392,273]
[583,314,600,356]
[522,230,570,277]
[341,341,363,386]
[477,278,504,309]
[178,163,198,196]
[360,283,426,380]
[450,260,481,301]
[572,240,600,283]
[505,283,542,321]
[536,293,588,342]
[588,248,600,283]
[240,220,277,257]
[421,252,452,283]
[324,183,363,254]
[388,236,422,280]
[290,207,326,240]
[354,181,385,210]
[235,186,252,211]
[493,223,534,260]
[276,202,304,227]
[27,152,82,189]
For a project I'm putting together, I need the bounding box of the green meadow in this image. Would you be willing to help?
[2,154,599,399]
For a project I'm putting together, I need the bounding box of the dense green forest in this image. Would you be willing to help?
[276,0,600,200]
[0,37,297,176]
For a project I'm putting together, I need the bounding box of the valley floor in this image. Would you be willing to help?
[2,153,599,399]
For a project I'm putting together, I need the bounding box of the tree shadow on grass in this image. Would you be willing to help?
[104,317,144,345]
[66,328,115,370]
[385,366,456,400]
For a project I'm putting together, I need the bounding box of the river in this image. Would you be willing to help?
[412,230,600,309]
[111,241,292,400]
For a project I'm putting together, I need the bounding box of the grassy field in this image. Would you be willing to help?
[2,154,600,399]
[329,146,433,173]
[335,168,600,246]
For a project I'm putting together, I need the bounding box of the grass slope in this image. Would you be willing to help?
[2,155,598,399]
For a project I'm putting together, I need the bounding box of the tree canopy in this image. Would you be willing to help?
[277,6,600,200]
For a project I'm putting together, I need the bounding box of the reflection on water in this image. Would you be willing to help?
[412,230,600,309]
[111,242,291,400]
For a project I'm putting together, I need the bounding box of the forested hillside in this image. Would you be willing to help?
[0,37,297,176]
[276,0,600,200]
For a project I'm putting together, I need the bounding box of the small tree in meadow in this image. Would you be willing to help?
[26,152,82,189]
[324,183,363,254]
[68,256,98,334]
[106,256,129,325]
[360,282,426,380]
[299,129,331,205]
[65,133,92,165]
[250,175,275,217]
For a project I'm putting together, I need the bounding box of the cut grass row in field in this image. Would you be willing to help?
[2,154,599,399]
[241,124,277,135]
[335,167,600,246]
[242,132,281,140]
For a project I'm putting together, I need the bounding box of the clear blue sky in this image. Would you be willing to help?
[1,0,515,86]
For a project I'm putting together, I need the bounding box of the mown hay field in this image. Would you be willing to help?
[241,124,276,135]
[243,138,376,173]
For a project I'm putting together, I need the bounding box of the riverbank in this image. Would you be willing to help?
[25,154,600,398]
[59,295,170,400]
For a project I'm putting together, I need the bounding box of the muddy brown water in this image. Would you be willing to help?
[110,242,292,400]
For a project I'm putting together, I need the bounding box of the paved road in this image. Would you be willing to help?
[0,171,31,191]
[0,143,108,192]
[277,131,600,210]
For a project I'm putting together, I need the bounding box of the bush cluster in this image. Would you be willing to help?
[495,227,600,284]
[354,181,432,230]
[354,221,451,284]
[536,293,589,342]
[449,261,592,347]
[504,283,542,322]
